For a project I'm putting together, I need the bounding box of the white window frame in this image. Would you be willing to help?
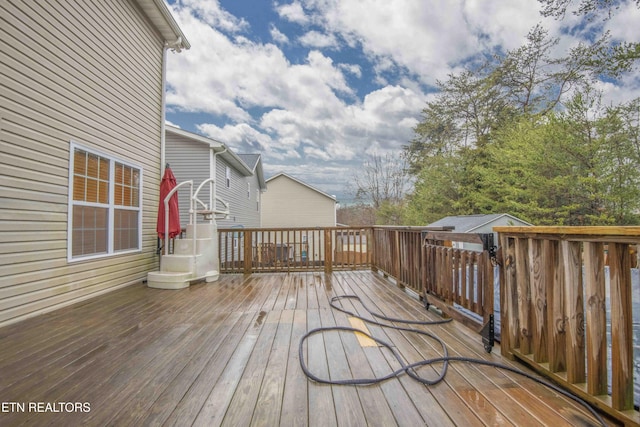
[247,182,251,199]
[226,166,231,188]
[67,141,143,262]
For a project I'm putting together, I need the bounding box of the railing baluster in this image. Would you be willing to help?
[562,240,585,385]
[549,239,566,373]
[529,238,548,363]
[516,237,532,355]
[608,242,634,411]
[584,241,607,396]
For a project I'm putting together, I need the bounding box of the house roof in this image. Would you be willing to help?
[134,0,190,50]
[266,172,336,202]
[165,125,256,177]
[428,214,531,232]
[238,154,266,190]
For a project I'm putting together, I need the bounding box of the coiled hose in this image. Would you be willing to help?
[299,295,606,427]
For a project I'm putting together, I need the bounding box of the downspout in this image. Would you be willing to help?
[160,44,168,178]
[210,145,228,221]
[161,37,183,177]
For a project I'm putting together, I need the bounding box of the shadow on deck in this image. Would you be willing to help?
[0,271,612,426]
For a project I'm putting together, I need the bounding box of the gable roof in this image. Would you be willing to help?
[428,214,531,232]
[238,154,266,190]
[266,172,336,202]
[135,0,190,50]
[165,125,255,176]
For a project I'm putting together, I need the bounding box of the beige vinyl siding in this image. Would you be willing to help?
[0,0,165,327]
[261,175,336,227]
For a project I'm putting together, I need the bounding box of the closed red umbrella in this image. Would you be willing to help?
[157,165,181,240]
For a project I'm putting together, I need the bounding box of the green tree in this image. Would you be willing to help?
[404,153,462,224]
[405,7,640,226]
[597,100,640,223]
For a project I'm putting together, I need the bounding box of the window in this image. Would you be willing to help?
[247,182,250,199]
[68,143,142,261]
[225,166,231,188]
[256,189,260,211]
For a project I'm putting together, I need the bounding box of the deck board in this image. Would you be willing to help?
[0,271,613,426]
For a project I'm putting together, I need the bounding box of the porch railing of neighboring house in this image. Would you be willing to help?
[495,226,639,426]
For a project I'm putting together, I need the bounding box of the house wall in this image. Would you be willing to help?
[0,0,165,327]
[261,175,336,227]
[216,159,261,228]
[165,132,210,227]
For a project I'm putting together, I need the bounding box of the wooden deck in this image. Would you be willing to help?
[0,271,612,426]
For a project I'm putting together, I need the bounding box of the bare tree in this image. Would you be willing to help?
[349,153,411,224]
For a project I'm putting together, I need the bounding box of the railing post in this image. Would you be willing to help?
[324,228,332,274]
[394,229,401,284]
[499,234,516,360]
[367,227,374,269]
[243,231,252,275]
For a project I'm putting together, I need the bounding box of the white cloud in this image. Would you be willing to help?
[298,0,542,84]
[299,30,339,49]
[176,0,248,33]
[338,63,362,78]
[270,24,289,44]
[303,145,332,161]
[275,1,309,24]
[197,123,271,150]
[605,2,640,43]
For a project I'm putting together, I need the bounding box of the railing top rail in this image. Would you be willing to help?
[217,225,456,232]
[494,226,640,239]
[372,225,454,231]
[423,231,486,244]
[218,226,373,232]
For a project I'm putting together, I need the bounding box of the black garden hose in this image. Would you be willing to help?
[299,295,607,427]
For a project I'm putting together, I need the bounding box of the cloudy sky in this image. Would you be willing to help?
[164,0,640,202]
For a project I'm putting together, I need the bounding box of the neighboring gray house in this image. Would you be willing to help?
[428,214,532,251]
[0,0,189,327]
[165,125,265,229]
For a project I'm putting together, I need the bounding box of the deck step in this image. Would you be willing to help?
[173,238,215,255]
[160,254,201,273]
[146,271,191,289]
[205,270,219,282]
[185,223,217,239]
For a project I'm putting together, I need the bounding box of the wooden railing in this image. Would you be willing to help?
[218,227,372,274]
[495,226,639,426]
[370,226,436,292]
[422,231,496,331]
[219,226,493,328]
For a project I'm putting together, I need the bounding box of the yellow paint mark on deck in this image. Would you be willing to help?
[348,317,378,347]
